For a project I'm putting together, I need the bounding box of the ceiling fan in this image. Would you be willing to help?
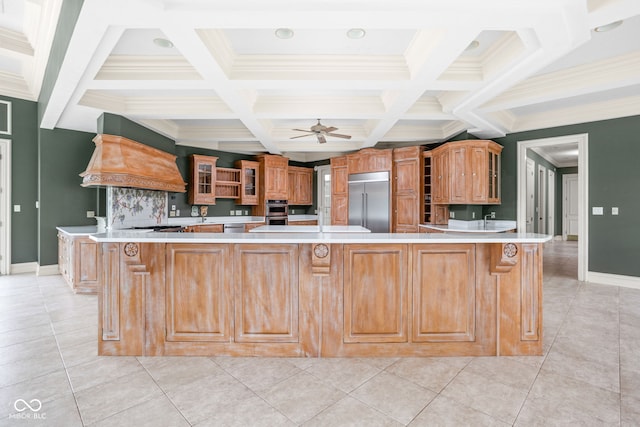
[290,119,352,144]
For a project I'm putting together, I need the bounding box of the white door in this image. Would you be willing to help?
[537,165,546,234]
[547,169,555,237]
[563,173,579,240]
[316,165,331,225]
[525,158,535,232]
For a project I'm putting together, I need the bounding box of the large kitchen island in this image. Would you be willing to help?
[90,230,550,358]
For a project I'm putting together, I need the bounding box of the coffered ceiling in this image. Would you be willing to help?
[2,0,640,161]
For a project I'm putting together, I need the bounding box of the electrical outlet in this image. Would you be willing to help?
[235,209,242,216]
[491,212,496,219]
[176,209,180,216]
[449,211,455,219]
[244,210,248,215]
[230,210,235,216]
[169,211,176,217]
[87,210,95,218]
[171,205,176,211]
[472,212,475,219]
[592,207,603,215]
[612,207,619,215]
[13,205,21,212]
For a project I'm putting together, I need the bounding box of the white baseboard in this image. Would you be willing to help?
[10,262,38,274]
[586,271,640,290]
[37,264,60,276]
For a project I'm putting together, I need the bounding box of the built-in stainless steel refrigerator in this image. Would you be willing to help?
[348,171,390,232]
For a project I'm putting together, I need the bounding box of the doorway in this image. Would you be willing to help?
[525,158,535,232]
[315,165,331,225]
[547,169,555,237]
[0,138,11,275]
[517,134,588,281]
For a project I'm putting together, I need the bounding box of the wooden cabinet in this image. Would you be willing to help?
[188,154,218,205]
[330,156,349,225]
[289,220,318,225]
[234,244,299,342]
[343,244,409,343]
[244,222,265,232]
[57,231,98,294]
[288,166,313,205]
[215,167,240,199]
[431,140,502,205]
[411,244,475,342]
[432,145,450,204]
[347,148,392,174]
[393,146,422,232]
[235,160,259,205]
[184,224,224,233]
[257,154,288,200]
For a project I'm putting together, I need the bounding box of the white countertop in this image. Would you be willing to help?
[90,231,551,244]
[249,225,370,233]
[419,219,517,233]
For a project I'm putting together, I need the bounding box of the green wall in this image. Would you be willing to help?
[1,95,38,264]
[98,113,175,154]
[491,115,640,277]
[39,127,96,266]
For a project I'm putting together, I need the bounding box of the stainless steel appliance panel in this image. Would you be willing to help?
[348,172,390,233]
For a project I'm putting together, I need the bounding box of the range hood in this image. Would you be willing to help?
[80,134,186,193]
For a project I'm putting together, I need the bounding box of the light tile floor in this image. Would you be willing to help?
[1,240,639,426]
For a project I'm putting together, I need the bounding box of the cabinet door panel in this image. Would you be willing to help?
[234,244,299,342]
[77,238,98,283]
[343,244,408,342]
[449,146,467,203]
[165,244,232,342]
[412,244,475,342]
[470,146,488,203]
[332,194,348,225]
[394,194,418,232]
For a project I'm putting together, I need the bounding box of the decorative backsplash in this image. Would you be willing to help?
[107,187,167,229]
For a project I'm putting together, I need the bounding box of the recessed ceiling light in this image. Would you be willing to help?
[594,20,623,32]
[465,40,480,51]
[275,28,294,39]
[153,38,174,48]
[346,28,366,39]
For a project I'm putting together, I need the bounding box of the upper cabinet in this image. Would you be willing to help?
[256,154,289,200]
[392,146,422,232]
[288,166,313,205]
[188,154,218,205]
[235,160,259,205]
[347,148,392,174]
[432,140,502,205]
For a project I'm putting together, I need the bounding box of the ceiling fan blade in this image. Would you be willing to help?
[292,129,313,133]
[317,134,327,144]
[324,126,338,133]
[290,133,315,139]
[326,133,352,139]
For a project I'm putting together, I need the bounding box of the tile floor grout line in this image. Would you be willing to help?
[38,276,86,426]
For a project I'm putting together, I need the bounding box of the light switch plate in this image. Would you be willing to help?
[592,207,603,215]
[612,207,619,215]
[13,205,20,212]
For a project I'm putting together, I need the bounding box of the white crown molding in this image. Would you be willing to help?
[0,28,34,57]
[0,71,34,100]
[513,94,640,133]
[79,91,125,112]
[229,55,410,81]
[481,31,526,81]
[484,51,640,112]
[95,55,203,80]
[438,57,483,82]
[135,119,180,140]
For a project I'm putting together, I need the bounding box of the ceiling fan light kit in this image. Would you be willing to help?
[291,119,352,144]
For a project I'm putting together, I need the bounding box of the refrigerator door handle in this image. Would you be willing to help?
[361,193,365,227]
[364,193,368,228]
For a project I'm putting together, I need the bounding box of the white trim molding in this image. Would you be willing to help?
[0,138,11,275]
[587,271,640,290]
[10,262,38,275]
[517,133,588,281]
[37,264,60,276]
[0,101,11,135]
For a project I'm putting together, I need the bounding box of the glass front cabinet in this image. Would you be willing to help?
[235,160,260,205]
[188,154,218,205]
